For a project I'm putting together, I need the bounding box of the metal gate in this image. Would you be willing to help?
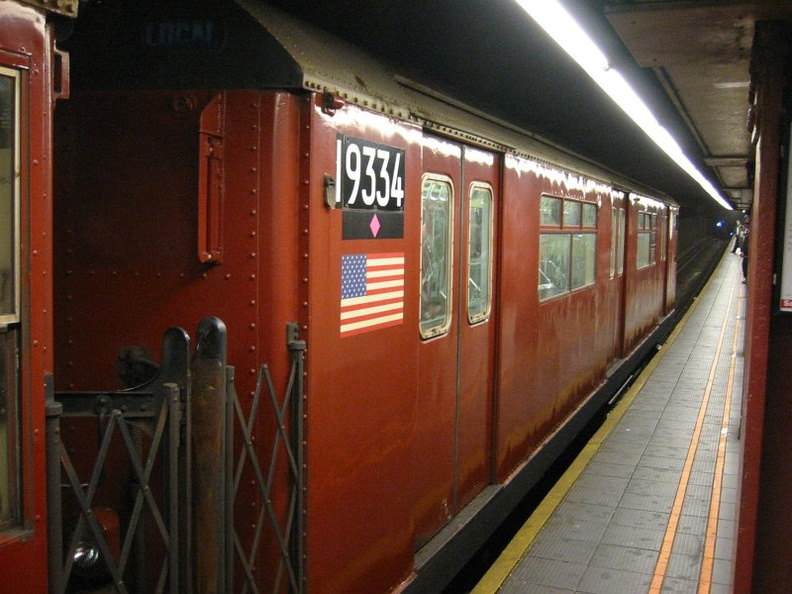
[46,318,306,593]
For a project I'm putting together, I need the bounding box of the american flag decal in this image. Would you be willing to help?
[340,252,405,337]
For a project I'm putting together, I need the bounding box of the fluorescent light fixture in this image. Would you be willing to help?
[714,81,750,89]
[515,0,733,210]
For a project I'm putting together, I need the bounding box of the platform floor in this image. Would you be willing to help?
[473,250,744,594]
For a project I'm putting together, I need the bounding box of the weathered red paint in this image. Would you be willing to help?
[0,2,58,591]
[456,146,499,512]
[622,196,671,355]
[55,88,305,591]
[15,2,792,593]
[44,6,680,593]
[301,103,421,593]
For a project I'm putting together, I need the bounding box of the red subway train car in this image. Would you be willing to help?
[0,0,74,591]
[2,0,679,592]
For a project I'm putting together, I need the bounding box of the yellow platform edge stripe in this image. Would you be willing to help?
[471,279,711,594]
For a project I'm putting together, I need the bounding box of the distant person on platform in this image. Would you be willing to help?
[741,221,749,282]
[732,220,744,254]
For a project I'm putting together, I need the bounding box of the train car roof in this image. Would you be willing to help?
[65,0,676,205]
[237,0,677,203]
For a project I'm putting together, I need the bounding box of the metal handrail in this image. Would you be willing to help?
[232,322,306,594]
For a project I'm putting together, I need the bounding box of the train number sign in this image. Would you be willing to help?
[336,135,405,210]
[336,134,405,240]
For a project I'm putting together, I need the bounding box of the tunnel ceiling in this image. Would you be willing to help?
[257,0,792,217]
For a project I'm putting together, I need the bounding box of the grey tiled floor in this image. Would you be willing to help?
[494,252,744,594]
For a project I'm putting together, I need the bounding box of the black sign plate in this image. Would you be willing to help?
[335,134,405,239]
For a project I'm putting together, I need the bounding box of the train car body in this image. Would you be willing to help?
[0,1,75,591]
[2,0,678,592]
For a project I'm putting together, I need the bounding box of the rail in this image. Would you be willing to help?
[676,237,729,306]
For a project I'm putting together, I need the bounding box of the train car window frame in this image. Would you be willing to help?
[617,207,625,276]
[563,200,581,227]
[420,174,454,339]
[571,232,596,289]
[610,205,627,278]
[539,234,570,300]
[0,66,20,532]
[0,67,19,327]
[467,182,493,324]
[650,214,657,265]
[610,207,618,278]
[540,195,561,226]
[0,334,19,531]
[637,210,657,269]
[539,195,597,301]
[582,203,597,228]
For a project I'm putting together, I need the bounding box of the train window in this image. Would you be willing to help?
[582,203,597,228]
[617,208,625,275]
[540,197,597,300]
[0,69,18,324]
[539,234,570,300]
[610,206,626,278]
[467,183,493,324]
[637,211,657,268]
[0,67,20,531]
[610,208,617,277]
[420,175,453,339]
[571,233,596,289]
[540,196,561,226]
[0,334,19,530]
[637,232,650,268]
[563,200,581,227]
[650,214,658,264]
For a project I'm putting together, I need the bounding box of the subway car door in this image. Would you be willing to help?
[664,207,678,313]
[610,194,627,360]
[456,146,499,511]
[414,134,498,545]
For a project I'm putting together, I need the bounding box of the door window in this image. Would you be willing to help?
[0,69,18,324]
[0,67,20,530]
[467,183,493,323]
[420,175,453,338]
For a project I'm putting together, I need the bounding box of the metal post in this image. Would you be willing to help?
[224,365,236,594]
[190,317,228,594]
[45,373,64,594]
[287,323,307,593]
[166,383,180,594]
[132,426,146,594]
[179,368,192,594]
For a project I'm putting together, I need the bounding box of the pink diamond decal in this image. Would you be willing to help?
[370,214,381,237]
